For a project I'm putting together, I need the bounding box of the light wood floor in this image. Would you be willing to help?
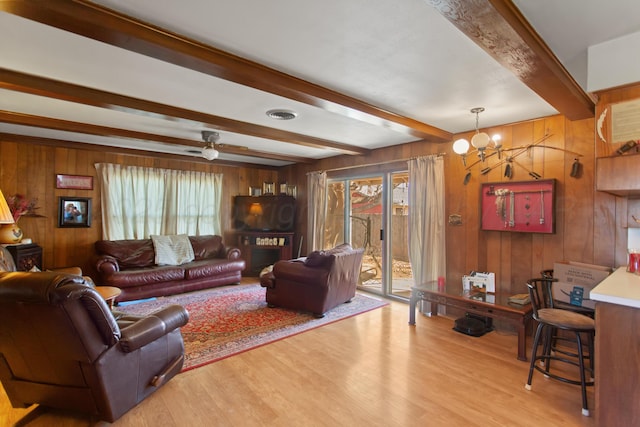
[1,283,595,427]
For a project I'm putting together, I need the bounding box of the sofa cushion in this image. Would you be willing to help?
[151,234,195,266]
[101,266,186,288]
[183,259,246,280]
[189,235,224,260]
[95,239,156,269]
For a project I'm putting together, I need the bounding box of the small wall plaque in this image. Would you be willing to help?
[56,174,93,190]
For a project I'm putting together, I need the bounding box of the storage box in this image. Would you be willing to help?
[552,261,612,309]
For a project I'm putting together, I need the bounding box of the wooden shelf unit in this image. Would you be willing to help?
[236,231,295,276]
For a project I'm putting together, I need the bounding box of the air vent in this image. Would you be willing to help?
[266,109,298,120]
[186,149,201,154]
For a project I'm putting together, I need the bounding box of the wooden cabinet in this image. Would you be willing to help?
[595,301,640,426]
[4,243,43,271]
[596,154,640,197]
[236,231,295,276]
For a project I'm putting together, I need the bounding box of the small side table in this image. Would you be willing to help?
[4,243,43,271]
[96,286,122,309]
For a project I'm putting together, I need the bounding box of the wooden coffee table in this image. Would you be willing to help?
[96,286,121,309]
[409,280,533,361]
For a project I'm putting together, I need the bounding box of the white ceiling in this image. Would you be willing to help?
[1,1,639,167]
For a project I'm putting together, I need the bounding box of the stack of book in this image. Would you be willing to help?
[508,293,531,305]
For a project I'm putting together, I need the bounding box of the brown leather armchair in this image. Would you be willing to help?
[0,271,189,422]
[260,243,364,317]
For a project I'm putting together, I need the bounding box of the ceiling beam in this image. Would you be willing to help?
[0,68,368,156]
[0,111,314,164]
[0,0,452,143]
[427,0,595,120]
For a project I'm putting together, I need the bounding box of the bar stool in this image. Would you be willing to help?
[524,278,595,416]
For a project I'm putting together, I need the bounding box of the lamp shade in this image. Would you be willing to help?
[249,203,263,216]
[471,132,490,149]
[452,138,470,154]
[0,189,15,224]
[202,146,219,160]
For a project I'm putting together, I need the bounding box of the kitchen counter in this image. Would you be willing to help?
[590,266,640,308]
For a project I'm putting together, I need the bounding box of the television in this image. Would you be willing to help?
[233,195,296,232]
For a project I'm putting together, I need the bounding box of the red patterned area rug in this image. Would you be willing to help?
[117,284,388,372]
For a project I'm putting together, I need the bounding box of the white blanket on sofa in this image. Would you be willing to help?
[151,234,195,266]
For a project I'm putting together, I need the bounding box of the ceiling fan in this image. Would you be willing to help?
[201,130,221,160]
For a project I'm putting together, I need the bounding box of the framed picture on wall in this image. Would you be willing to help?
[480,179,555,234]
[58,197,92,228]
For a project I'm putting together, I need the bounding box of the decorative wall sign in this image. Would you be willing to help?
[481,179,555,233]
[56,174,93,190]
[58,197,92,228]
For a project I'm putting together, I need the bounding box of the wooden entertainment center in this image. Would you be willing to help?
[233,194,296,276]
[236,231,295,276]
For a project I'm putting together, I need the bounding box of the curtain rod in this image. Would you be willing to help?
[308,152,447,175]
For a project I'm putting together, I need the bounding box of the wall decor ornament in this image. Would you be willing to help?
[481,179,555,234]
[55,174,93,190]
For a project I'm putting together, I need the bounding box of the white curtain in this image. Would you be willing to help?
[408,155,446,285]
[307,171,327,251]
[95,163,222,240]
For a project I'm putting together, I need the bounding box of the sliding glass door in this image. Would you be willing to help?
[325,171,412,300]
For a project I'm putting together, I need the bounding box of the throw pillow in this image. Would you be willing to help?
[151,234,195,266]
[304,250,328,267]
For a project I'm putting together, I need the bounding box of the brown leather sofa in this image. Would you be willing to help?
[260,243,365,317]
[95,235,245,302]
[0,271,189,422]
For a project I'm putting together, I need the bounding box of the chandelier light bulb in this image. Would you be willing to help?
[453,138,470,154]
[491,134,502,147]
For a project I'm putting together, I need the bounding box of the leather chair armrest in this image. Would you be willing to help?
[260,271,275,288]
[119,304,189,352]
[95,255,120,275]
[224,246,242,261]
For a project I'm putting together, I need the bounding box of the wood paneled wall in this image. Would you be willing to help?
[4,83,638,290]
[283,113,617,297]
[0,141,277,278]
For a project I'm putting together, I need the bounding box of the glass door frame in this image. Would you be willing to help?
[327,169,411,303]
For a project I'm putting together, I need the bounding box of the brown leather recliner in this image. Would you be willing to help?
[260,243,365,317]
[0,271,189,422]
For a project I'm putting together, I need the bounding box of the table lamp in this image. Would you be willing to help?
[0,189,14,224]
[0,188,22,244]
[249,203,263,229]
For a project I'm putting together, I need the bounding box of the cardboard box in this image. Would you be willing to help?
[552,261,612,309]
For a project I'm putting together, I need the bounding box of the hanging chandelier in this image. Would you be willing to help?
[452,107,502,164]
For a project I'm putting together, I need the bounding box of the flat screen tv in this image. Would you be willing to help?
[233,195,296,232]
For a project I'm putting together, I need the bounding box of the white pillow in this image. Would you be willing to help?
[151,234,195,266]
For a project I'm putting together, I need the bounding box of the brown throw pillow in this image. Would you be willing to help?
[304,250,328,267]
